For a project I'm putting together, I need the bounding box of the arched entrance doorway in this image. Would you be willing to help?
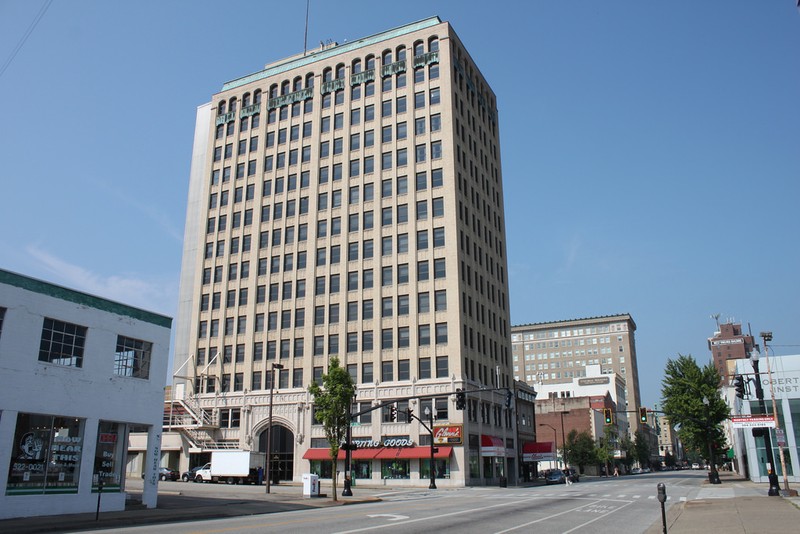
[258,425,294,483]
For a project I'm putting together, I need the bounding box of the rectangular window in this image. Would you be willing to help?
[436,355,449,377]
[419,357,431,379]
[419,324,431,346]
[39,318,87,367]
[362,362,374,383]
[418,260,429,281]
[114,335,152,378]
[434,258,446,279]
[398,357,410,378]
[436,323,448,344]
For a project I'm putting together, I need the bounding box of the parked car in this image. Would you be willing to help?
[158,467,180,481]
[545,469,567,485]
[630,467,643,475]
[563,468,580,482]
[182,466,204,482]
[691,463,701,470]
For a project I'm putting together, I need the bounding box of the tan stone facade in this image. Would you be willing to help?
[169,17,515,487]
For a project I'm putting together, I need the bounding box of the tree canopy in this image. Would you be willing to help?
[661,354,729,460]
[564,429,597,471]
[307,356,355,500]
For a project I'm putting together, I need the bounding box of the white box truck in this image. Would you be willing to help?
[193,451,266,485]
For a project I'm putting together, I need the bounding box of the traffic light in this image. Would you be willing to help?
[456,388,466,410]
[733,375,745,399]
[405,408,413,422]
[639,407,648,424]
[389,403,398,421]
[603,408,613,425]
[505,390,513,408]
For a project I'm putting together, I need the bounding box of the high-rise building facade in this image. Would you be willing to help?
[170,17,514,487]
[510,314,643,434]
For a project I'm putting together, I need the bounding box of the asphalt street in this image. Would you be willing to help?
[84,471,709,534]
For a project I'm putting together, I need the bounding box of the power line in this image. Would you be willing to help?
[0,0,53,81]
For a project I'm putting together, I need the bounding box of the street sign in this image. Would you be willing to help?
[776,428,786,447]
[730,416,776,429]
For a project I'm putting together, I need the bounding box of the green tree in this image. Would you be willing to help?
[307,356,355,501]
[595,431,616,475]
[564,429,597,472]
[661,354,729,467]
[618,434,635,470]
[633,430,651,468]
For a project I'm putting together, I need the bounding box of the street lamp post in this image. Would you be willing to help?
[424,406,437,489]
[539,423,559,469]
[265,363,284,494]
[750,345,781,496]
[759,332,795,496]
[559,411,569,469]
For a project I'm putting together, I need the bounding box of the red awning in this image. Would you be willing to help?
[303,447,453,461]
[374,446,452,460]
[481,435,504,448]
[480,435,505,457]
[523,442,554,454]
[302,448,380,460]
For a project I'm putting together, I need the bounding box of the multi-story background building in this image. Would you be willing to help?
[707,320,755,383]
[168,16,515,487]
[511,314,642,434]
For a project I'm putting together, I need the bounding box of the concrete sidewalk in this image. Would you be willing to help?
[0,483,376,534]
[645,472,800,533]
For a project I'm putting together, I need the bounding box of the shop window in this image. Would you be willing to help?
[7,413,85,495]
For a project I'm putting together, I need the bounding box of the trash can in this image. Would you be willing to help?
[499,476,507,488]
[302,473,319,497]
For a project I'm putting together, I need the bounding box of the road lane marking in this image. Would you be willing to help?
[562,500,635,534]
[334,495,541,534]
[493,500,607,534]
[367,514,408,521]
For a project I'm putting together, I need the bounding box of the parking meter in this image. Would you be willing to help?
[657,483,666,503]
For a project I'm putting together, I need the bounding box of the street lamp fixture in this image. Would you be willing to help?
[539,423,559,468]
[265,363,284,494]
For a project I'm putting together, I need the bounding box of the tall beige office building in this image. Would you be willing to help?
[169,17,516,487]
[510,314,643,434]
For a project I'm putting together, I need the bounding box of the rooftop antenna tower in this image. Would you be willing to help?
[710,313,721,331]
[303,0,310,56]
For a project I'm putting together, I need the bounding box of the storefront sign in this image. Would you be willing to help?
[730,416,776,429]
[433,425,463,445]
[352,438,414,448]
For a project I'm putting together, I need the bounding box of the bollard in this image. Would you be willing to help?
[657,483,667,534]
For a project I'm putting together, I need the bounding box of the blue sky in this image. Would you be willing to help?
[1,1,798,409]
